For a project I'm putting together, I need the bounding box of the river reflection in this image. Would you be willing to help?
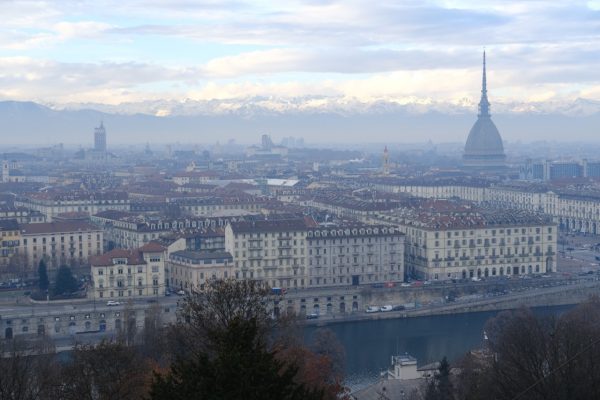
[305,305,574,391]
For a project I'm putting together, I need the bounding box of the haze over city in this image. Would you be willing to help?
[4,2,600,400]
[2,1,600,144]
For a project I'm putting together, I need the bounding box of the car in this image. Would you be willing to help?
[306,313,319,320]
[380,305,393,312]
[471,277,481,282]
[106,301,120,306]
[392,305,405,311]
[400,283,411,287]
[176,290,185,296]
[164,291,171,296]
[365,306,380,313]
[423,280,432,285]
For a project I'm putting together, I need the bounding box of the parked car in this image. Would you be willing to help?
[392,305,406,311]
[365,306,380,313]
[306,313,319,320]
[380,305,393,312]
[106,301,120,306]
[400,283,411,287]
[176,290,186,296]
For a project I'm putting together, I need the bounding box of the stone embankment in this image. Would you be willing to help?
[308,279,600,325]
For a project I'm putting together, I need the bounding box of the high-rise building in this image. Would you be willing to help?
[382,146,390,175]
[94,121,107,152]
[1,160,8,183]
[463,52,506,170]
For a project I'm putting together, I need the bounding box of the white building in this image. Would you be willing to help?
[20,221,104,272]
[225,217,316,289]
[306,225,404,287]
[168,250,233,291]
[90,242,166,300]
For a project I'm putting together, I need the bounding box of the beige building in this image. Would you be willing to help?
[20,222,103,272]
[306,225,405,287]
[15,191,129,222]
[225,217,316,289]
[90,242,166,300]
[378,204,557,281]
[374,178,600,236]
[168,250,233,291]
[0,219,21,273]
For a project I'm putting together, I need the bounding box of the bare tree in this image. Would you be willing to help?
[0,337,59,400]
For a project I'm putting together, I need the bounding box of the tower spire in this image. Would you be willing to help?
[478,50,490,117]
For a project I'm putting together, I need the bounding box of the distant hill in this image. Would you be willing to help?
[0,100,599,145]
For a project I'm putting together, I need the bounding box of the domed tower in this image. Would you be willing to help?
[463,52,506,169]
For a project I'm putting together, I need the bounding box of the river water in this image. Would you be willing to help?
[305,305,574,391]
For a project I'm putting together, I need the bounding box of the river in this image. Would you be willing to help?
[305,305,574,391]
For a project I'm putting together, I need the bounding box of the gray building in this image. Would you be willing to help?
[463,52,506,170]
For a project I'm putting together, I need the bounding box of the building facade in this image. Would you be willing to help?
[306,225,404,287]
[0,219,21,272]
[15,191,129,221]
[90,243,166,300]
[168,251,233,291]
[225,218,315,289]
[20,222,103,272]
[380,206,557,280]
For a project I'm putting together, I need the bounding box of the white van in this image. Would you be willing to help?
[365,306,380,313]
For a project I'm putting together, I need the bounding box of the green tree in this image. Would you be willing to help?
[38,259,49,292]
[53,265,78,296]
[150,279,324,400]
[425,357,454,400]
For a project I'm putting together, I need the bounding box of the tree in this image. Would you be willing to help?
[150,279,324,400]
[0,337,59,400]
[38,259,49,292]
[53,265,78,296]
[455,297,600,400]
[60,340,152,400]
[424,357,454,400]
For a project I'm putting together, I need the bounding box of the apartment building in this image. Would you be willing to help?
[378,202,557,281]
[91,210,243,250]
[306,225,404,287]
[20,222,103,272]
[0,219,21,271]
[15,191,129,221]
[176,197,267,217]
[225,217,317,289]
[90,242,166,300]
[374,177,600,236]
[168,250,233,291]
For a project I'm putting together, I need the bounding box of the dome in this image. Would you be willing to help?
[462,51,506,169]
[464,116,504,157]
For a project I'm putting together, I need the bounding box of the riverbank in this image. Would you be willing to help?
[305,278,600,326]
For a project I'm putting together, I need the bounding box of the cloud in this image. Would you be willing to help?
[0,0,600,115]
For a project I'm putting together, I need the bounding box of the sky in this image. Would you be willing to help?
[1,0,600,117]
